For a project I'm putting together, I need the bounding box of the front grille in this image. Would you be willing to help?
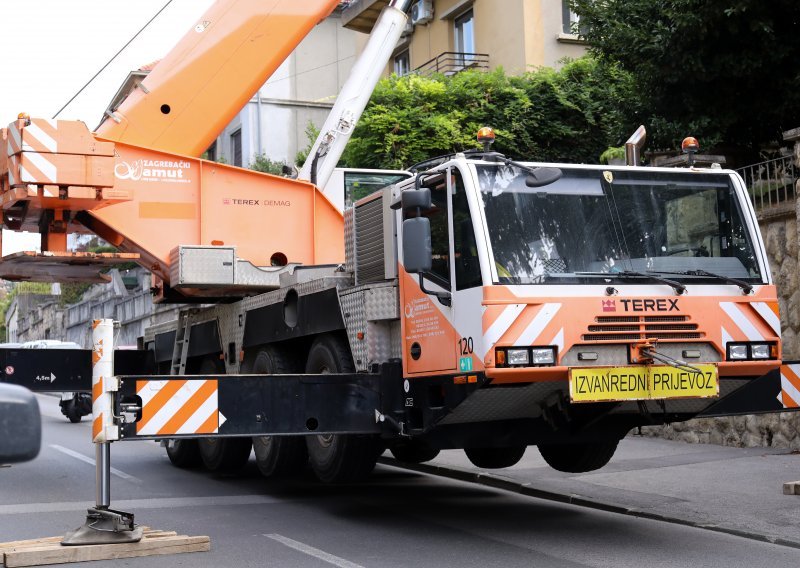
[583,314,702,341]
[597,316,639,323]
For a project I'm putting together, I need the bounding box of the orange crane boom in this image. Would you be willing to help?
[0,0,346,295]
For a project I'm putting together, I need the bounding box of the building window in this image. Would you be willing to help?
[454,9,475,54]
[204,141,217,162]
[394,50,410,76]
[231,130,242,167]
[562,1,584,35]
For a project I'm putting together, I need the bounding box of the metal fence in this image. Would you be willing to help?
[736,154,797,215]
[413,51,490,77]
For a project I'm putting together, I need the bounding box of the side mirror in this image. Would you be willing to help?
[0,383,41,464]
[400,187,431,211]
[402,217,432,274]
[525,167,563,188]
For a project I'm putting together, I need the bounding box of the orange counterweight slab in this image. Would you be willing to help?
[96,0,341,157]
[6,118,114,157]
[79,144,344,282]
[7,153,114,188]
[1,119,127,238]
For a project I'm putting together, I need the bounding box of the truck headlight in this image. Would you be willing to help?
[531,348,555,365]
[750,344,771,359]
[728,344,748,360]
[496,346,557,367]
[726,342,777,361]
[507,348,530,366]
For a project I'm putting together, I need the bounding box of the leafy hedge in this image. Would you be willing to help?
[342,57,639,169]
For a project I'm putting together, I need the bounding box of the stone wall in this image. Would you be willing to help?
[643,129,800,449]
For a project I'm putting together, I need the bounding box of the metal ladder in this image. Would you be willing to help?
[169,311,194,376]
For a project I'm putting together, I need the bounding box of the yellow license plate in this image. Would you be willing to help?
[569,364,718,403]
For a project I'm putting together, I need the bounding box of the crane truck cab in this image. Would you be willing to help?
[380,148,781,471]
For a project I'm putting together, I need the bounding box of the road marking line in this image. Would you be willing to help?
[0,495,283,516]
[49,444,140,483]
[265,534,365,568]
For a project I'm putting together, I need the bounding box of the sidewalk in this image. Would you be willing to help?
[380,435,800,547]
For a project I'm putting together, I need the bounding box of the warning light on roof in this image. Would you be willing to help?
[17,112,30,125]
[682,136,699,167]
[477,127,495,143]
[681,136,699,153]
[477,127,495,152]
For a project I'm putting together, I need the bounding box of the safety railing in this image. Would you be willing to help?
[736,155,797,215]
[413,51,490,77]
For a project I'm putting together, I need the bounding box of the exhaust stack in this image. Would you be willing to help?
[625,125,647,166]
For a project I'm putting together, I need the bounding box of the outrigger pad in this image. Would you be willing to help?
[61,508,143,546]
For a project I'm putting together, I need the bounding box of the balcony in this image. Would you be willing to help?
[413,51,490,77]
[341,0,390,34]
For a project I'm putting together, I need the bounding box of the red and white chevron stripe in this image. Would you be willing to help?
[136,379,225,436]
[481,302,563,357]
[779,364,800,409]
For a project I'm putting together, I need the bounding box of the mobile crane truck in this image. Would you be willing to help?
[0,0,798,488]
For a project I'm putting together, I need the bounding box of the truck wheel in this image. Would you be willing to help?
[193,357,253,472]
[64,400,82,423]
[306,433,382,484]
[304,334,380,483]
[165,439,202,468]
[537,440,619,473]
[390,440,440,464]
[248,346,308,478]
[464,445,526,469]
[198,437,252,472]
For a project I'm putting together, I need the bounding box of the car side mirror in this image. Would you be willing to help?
[0,383,41,464]
[402,217,432,274]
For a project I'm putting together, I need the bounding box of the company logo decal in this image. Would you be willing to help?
[605,299,680,312]
[221,198,291,207]
[115,159,191,183]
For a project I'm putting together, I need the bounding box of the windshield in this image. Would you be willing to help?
[476,165,763,285]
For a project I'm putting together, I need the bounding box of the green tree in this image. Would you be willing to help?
[249,154,289,175]
[342,60,638,169]
[570,0,800,153]
[295,121,321,165]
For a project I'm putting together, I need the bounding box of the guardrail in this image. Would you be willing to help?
[413,51,489,77]
[736,155,797,216]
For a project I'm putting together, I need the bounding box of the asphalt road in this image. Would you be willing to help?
[1,395,799,568]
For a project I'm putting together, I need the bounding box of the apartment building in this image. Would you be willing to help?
[343,0,586,76]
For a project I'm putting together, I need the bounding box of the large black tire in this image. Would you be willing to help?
[198,437,253,472]
[64,400,82,423]
[537,439,619,473]
[165,439,203,468]
[390,440,440,464]
[194,357,252,472]
[464,445,527,469]
[304,334,381,483]
[248,346,308,478]
[306,433,383,484]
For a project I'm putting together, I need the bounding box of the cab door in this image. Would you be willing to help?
[400,170,458,375]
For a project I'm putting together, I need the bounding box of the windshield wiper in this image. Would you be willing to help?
[647,269,753,295]
[482,152,562,187]
[576,270,686,295]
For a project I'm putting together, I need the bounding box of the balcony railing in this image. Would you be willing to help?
[413,52,490,77]
[736,155,797,217]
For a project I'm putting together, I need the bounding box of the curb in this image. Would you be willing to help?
[784,481,800,495]
[378,456,800,550]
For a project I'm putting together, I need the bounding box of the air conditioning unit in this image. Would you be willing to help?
[401,20,414,38]
[410,0,433,26]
